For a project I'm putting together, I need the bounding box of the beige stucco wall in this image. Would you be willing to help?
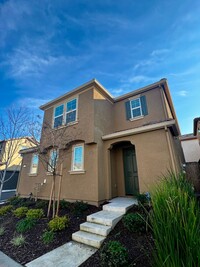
[113,87,167,132]
[17,143,99,205]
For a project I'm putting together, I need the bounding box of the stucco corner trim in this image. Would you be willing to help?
[102,120,176,140]
[68,170,86,175]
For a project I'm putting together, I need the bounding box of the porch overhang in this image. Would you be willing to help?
[102,120,177,141]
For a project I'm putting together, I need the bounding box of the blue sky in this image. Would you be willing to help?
[0,0,200,134]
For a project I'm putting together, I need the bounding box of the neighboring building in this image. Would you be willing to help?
[194,117,200,142]
[180,134,200,163]
[17,78,184,206]
[0,137,34,201]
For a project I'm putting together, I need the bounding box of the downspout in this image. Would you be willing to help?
[165,126,176,173]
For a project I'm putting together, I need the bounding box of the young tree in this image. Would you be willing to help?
[0,107,33,201]
[30,117,79,218]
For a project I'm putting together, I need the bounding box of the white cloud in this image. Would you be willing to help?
[128,75,157,84]
[150,49,170,57]
[110,88,124,97]
[177,90,188,97]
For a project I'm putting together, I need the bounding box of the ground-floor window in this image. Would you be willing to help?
[72,144,84,171]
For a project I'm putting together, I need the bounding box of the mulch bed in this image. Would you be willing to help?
[0,200,154,267]
[0,199,101,266]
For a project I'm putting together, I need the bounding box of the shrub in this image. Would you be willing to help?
[123,213,146,233]
[8,196,23,206]
[13,207,28,218]
[48,216,69,231]
[11,235,25,247]
[59,199,71,210]
[0,205,13,216]
[35,200,48,209]
[151,172,200,267]
[42,230,55,244]
[0,226,5,236]
[26,209,44,220]
[16,218,37,233]
[21,200,35,208]
[100,241,128,267]
[136,193,149,206]
[73,201,88,215]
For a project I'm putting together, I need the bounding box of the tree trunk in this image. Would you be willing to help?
[52,174,56,218]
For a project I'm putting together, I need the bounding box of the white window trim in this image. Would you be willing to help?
[53,97,78,128]
[130,97,143,119]
[29,154,39,175]
[71,144,84,173]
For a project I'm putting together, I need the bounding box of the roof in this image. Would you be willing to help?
[180,133,197,141]
[0,137,36,143]
[193,117,200,136]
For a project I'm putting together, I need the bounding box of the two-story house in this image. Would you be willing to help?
[0,137,34,201]
[17,78,184,206]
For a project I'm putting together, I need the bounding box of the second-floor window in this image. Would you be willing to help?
[54,105,64,128]
[30,154,39,174]
[53,98,77,128]
[125,95,148,120]
[66,99,77,124]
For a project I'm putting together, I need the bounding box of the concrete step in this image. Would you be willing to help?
[72,231,105,249]
[103,198,137,214]
[80,222,112,237]
[87,210,124,228]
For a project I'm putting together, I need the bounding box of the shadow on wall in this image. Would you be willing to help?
[186,162,200,193]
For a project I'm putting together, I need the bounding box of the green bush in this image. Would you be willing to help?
[136,193,149,206]
[35,200,48,209]
[123,213,146,233]
[151,172,200,267]
[16,218,37,233]
[48,216,69,231]
[20,200,35,208]
[13,207,28,218]
[0,226,5,236]
[26,209,44,220]
[11,235,25,247]
[0,205,13,216]
[73,201,88,215]
[100,241,128,267]
[42,230,55,244]
[8,196,23,206]
[59,199,71,210]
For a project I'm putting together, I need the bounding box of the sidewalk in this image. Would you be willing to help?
[0,251,23,267]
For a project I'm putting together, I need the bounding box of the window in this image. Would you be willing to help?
[48,149,59,172]
[130,98,142,118]
[66,99,77,124]
[72,145,84,171]
[30,154,39,174]
[54,105,64,128]
[125,95,148,120]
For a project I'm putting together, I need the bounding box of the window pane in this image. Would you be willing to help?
[30,154,38,174]
[132,108,141,117]
[66,110,76,124]
[54,116,63,128]
[55,105,64,117]
[73,146,83,170]
[48,150,58,172]
[131,99,140,108]
[67,99,77,112]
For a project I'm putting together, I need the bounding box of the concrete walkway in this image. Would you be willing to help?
[0,251,22,267]
[25,241,96,267]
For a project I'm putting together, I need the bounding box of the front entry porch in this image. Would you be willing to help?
[109,141,139,198]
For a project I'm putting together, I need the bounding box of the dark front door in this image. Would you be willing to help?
[123,147,139,195]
